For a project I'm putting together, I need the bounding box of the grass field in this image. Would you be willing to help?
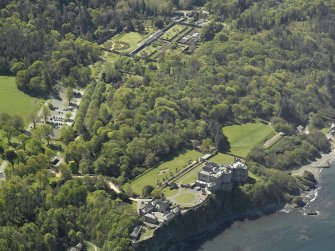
[209,153,234,164]
[175,192,196,204]
[0,76,40,122]
[126,150,202,194]
[161,24,187,41]
[111,32,147,53]
[162,187,179,197]
[222,122,275,158]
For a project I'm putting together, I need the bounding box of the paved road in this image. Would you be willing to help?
[106,180,121,193]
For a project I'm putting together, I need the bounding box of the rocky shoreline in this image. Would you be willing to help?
[178,203,286,251]
[136,149,334,251]
[291,148,335,177]
[290,148,335,211]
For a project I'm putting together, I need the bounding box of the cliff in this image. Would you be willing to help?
[135,168,317,251]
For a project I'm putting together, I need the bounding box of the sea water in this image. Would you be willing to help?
[187,165,335,251]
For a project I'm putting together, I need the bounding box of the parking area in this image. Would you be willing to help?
[39,88,83,138]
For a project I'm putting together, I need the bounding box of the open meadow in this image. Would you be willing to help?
[222,122,275,158]
[0,76,40,122]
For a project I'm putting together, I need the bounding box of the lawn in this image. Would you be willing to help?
[175,192,196,204]
[174,154,234,185]
[173,26,193,42]
[161,24,187,41]
[111,32,147,53]
[138,45,157,57]
[126,150,202,195]
[0,76,41,122]
[209,153,234,164]
[140,228,155,241]
[162,187,179,197]
[222,122,275,158]
[174,162,205,185]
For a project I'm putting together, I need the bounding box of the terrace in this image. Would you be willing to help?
[125,150,202,195]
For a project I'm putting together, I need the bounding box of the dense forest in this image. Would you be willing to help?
[1,0,335,250]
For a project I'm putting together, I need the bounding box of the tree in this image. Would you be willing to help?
[60,126,75,144]
[12,115,24,131]
[154,19,164,29]
[29,109,40,129]
[35,124,54,145]
[41,124,54,145]
[1,118,18,144]
[44,233,57,251]
[66,87,74,106]
[0,145,4,158]
[42,105,51,122]
[209,103,229,123]
[142,185,154,197]
[4,149,17,166]
[65,112,72,122]
[200,138,212,153]
[65,140,86,167]
[68,161,79,174]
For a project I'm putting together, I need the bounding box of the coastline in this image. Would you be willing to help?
[291,148,335,177]
[138,149,335,251]
[286,148,335,214]
[189,149,335,247]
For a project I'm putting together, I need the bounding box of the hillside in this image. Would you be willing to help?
[0,0,335,250]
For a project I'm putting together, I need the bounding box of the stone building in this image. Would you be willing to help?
[197,160,248,192]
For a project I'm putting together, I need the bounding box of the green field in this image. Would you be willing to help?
[161,24,187,41]
[126,150,202,194]
[175,192,196,204]
[0,76,40,122]
[210,153,235,164]
[110,32,147,53]
[162,187,179,197]
[223,122,275,158]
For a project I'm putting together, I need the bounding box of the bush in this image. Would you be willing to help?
[142,185,154,197]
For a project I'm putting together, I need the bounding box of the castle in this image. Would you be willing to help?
[196,159,248,192]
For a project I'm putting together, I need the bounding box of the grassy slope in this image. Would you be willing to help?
[127,150,202,194]
[0,76,40,122]
[223,122,275,158]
